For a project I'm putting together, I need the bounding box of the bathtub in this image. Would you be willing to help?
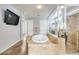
[32,34,48,43]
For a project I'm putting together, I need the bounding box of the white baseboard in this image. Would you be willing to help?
[0,39,21,54]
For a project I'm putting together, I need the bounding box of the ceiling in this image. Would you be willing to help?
[66,5,79,16]
[67,5,79,12]
[9,4,79,19]
[11,4,57,19]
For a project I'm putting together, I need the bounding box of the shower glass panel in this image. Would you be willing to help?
[48,5,66,37]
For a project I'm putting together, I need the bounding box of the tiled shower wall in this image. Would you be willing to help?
[67,13,79,31]
[66,13,79,53]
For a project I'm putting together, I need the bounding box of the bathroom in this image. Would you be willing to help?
[21,4,79,54]
[21,4,66,54]
[0,4,79,55]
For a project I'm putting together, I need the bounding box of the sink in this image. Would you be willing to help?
[32,34,48,43]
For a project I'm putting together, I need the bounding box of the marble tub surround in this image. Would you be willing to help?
[47,33,58,44]
[27,34,65,55]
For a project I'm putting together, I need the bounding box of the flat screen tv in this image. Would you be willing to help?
[4,9,20,25]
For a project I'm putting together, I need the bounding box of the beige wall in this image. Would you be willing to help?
[66,13,79,53]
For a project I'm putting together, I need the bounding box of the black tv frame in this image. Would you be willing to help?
[4,9,20,26]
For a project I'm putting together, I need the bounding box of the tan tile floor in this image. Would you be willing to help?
[27,36,66,55]
[0,35,66,55]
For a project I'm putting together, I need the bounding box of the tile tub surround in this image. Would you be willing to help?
[27,34,65,55]
[47,33,58,44]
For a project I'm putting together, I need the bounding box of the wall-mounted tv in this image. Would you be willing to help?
[4,9,20,25]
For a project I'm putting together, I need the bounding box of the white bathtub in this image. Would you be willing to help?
[32,34,48,43]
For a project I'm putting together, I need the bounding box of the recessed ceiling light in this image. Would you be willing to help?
[60,6,64,8]
[36,5,42,9]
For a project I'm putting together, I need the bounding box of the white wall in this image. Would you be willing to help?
[40,20,48,34]
[22,19,48,36]
[0,5,21,53]
[27,20,33,36]
[22,20,27,35]
[22,20,33,37]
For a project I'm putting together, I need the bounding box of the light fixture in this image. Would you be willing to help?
[60,5,64,8]
[36,5,42,9]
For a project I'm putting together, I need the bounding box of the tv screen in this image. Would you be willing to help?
[4,9,20,25]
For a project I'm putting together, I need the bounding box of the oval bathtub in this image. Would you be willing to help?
[32,34,48,43]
